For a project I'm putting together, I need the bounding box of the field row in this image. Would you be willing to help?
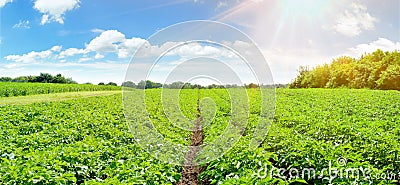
[0,89,399,184]
[0,82,121,98]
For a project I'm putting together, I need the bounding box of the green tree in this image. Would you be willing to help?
[327,56,355,88]
[122,81,136,88]
[289,50,400,90]
[0,77,12,82]
[289,66,310,88]
[36,73,54,83]
[167,81,184,89]
[12,76,28,82]
[50,74,67,84]
[107,82,118,86]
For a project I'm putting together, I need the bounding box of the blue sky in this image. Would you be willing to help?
[0,0,399,84]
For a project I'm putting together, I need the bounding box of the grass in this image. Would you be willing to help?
[0,82,121,98]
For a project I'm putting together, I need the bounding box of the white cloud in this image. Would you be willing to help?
[4,45,62,63]
[5,30,140,63]
[95,53,104,59]
[3,63,21,69]
[332,2,377,37]
[117,37,147,58]
[33,0,80,25]
[148,40,251,59]
[91,28,105,33]
[0,0,12,8]
[86,30,148,59]
[59,48,86,58]
[4,29,257,68]
[0,61,129,84]
[346,38,400,57]
[5,49,53,63]
[40,14,49,25]
[3,28,244,65]
[170,42,227,58]
[50,45,62,52]
[86,30,125,53]
[13,20,30,29]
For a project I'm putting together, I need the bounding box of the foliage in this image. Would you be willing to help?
[0,94,180,184]
[0,82,121,98]
[199,89,400,184]
[122,80,242,89]
[0,87,399,184]
[0,73,77,84]
[137,80,163,89]
[289,50,400,90]
[0,77,12,82]
[246,83,259,88]
[121,81,136,88]
[97,82,118,86]
[106,82,118,86]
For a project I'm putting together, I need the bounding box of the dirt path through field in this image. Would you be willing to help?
[0,91,121,106]
[177,90,205,185]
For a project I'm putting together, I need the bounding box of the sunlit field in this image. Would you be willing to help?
[1,86,399,184]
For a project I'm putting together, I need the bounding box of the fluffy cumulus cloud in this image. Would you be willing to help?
[85,30,149,58]
[50,45,62,52]
[4,30,147,63]
[2,30,143,63]
[33,0,80,24]
[86,30,126,53]
[82,30,258,60]
[346,38,400,57]
[59,48,86,58]
[5,46,62,63]
[3,29,251,65]
[136,41,242,59]
[332,2,377,37]
[118,37,147,58]
[171,43,222,57]
[0,0,12,8]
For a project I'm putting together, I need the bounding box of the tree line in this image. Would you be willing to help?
[121,80,278,89]
[0,73,121,86]
[1,73,286,89]
[289,50,400,90]
[0,73,77,84]
[122,80,235,89]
